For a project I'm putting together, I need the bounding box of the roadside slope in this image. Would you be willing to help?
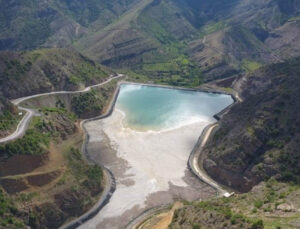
[0,48,110,99]
[0,75,122,144]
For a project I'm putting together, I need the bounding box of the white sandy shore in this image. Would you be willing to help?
[80,109,215,229]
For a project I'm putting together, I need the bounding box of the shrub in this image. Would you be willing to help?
[87,165,103,184]
[223,208,232,219]
[254,200,263,209]
[0,129,49,157]
[0,111,17,131]
[279,192,286,199]
[192,223,201,229]
[71,90,103,116]
[251,220,264,229]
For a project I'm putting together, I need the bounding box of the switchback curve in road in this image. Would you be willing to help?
[0,74,123,144]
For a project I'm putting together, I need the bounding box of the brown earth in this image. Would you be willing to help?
[0,130,104,228]
[27,171,61,187]
[1,170,62,194]
[1,178,29,194]
[0,131,79,193]
[0,143,65,194]
[0,142,65,178]
[31,143,65,175]
[138,202,184,229]
[0,154,49,177]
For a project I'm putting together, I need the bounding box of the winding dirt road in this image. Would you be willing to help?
[0,74,123,144]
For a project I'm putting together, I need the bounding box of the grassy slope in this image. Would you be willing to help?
[0,0,138,50]
[76,0,204,86]
[0,48,110,99]
[169,181,300,229]
[74,0,156,63]
[0,47,111,139]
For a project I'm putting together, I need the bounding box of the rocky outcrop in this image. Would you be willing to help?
[203,158,259,193]
[37,111,78,139]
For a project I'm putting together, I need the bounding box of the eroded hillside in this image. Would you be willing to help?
[203,57,300,192]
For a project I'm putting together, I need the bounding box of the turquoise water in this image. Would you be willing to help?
[115,84,234,131]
